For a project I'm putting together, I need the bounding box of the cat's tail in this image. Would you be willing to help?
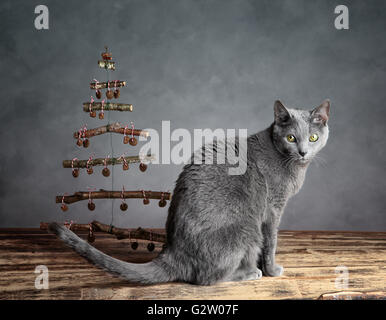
[48,222,175,284]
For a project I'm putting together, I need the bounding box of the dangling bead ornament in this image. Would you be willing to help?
[159,192,167,207]
[120,202,128,211]
[71,158,79,178]
[87,224,95,243]
[106,81,114,99]
[123,125,130,144]
[102,155,110,177]
[94,79,102,99]
[120,155,129,171]
[83,139,90,148]
[142,190,150,205]
[120,186,128,211]
[88,201,95,211]
[147,230,155,252]
[129,231,138,250]
[76,127,83,146]
[88,189,95,211]
[129,122,137,146]
[139,162,147,172]
[60,194,68,212]
[113,80,120,98]
[89,96,96,118]
[82,125,89,148]
[98,99,105,119]
[86,156,93,175]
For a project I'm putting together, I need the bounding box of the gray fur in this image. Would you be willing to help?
[49,99,330,285]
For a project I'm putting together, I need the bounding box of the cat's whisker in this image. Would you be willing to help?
[281,156,294,169]
[311,154,327,168]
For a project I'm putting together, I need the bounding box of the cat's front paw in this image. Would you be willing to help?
[263,263,284,277]
[242,267,263,281]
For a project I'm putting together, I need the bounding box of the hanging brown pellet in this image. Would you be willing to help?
[139,163,147,172]
[88,202,95,211]
[72,168,79,178]
[102,167,110,177]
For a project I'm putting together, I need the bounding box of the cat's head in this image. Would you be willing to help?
[271,100,330,165]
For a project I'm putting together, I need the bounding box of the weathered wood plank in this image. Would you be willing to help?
[0,229,385,300]
[318,291,386,300]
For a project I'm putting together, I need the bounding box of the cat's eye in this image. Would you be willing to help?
[286,134,296,143]
[309,134,319,142]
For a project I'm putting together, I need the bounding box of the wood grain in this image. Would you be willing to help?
[0,229,385,300]
[82,102,133,113]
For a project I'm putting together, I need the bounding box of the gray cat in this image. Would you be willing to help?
[49,99,330,285]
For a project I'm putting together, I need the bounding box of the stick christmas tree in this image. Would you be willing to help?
[41,47,170,250]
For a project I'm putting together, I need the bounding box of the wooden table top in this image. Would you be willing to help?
[0,228,385,300]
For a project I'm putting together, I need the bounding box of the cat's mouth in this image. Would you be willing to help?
[296,158,311,165]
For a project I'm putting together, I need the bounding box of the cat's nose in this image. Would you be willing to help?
[299,150,307,157]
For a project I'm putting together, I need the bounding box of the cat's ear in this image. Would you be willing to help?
[274,100,291,125]
[311,99,330,126]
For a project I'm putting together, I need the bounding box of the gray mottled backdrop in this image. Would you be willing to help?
[0,0,385,230]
